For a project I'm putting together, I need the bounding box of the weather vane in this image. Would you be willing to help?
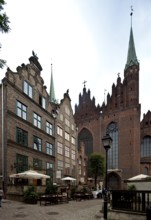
[130,6,134,26]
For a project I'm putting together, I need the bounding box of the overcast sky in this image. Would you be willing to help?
[1,0,151,119]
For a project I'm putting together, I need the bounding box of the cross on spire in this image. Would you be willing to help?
[83,80,87,88]
[130,5,133,26]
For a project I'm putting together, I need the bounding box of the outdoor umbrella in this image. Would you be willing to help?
[9,170,50,179]
[128,174,150,181]
[61,177,76,181]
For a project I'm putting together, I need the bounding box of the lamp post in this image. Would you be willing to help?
[102,134,112,220]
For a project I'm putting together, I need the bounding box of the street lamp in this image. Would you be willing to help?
[102,134,112,220]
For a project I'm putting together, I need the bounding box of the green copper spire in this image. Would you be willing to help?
[125,8,138,70]
[49,63,56,103]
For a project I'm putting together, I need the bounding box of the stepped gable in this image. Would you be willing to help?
[141,111,151,129]
[5,53,47,96]
[74,86,101,124]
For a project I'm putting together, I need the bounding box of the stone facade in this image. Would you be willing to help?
[0,54,78,192]
[0,56,56,192]
[54,91,77,184]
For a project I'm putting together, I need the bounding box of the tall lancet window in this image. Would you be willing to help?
[106,122,118,169]
[141,136,151,157]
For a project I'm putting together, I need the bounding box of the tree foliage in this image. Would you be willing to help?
[88,152,105,189]
[0,0,10,69]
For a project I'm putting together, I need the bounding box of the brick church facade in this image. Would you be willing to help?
[74,25,150,189]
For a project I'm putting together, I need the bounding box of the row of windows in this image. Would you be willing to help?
[57,161,71,170]
[16,127,54,155]
[17,100,53,135]
[57,126,75,143]
[57,142,76,159]
[23,81,75,123]
[16,153,53,177]
[59,114,75,130]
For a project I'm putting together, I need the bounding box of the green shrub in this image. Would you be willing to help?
[23,186,38,201]
[128,184,136,191]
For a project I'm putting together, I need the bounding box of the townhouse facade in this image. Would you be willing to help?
[0,53,78,192]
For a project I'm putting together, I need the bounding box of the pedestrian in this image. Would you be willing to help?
[0,187,3,207]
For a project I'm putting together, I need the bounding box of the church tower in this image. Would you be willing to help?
[74,11,141,189]
[101,11,140,189]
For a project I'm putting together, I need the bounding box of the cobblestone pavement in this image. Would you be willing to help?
[0,199,104,220]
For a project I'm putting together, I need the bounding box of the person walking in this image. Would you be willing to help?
[0,187,3,207]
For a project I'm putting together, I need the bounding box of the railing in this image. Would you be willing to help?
[111,190,151,213]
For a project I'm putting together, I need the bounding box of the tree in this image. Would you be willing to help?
[88,153,105,189]
[0,0,10,69]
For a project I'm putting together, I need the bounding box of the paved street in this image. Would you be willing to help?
[0,199,104,220]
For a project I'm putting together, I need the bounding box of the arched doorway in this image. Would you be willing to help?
[107,172,121,190]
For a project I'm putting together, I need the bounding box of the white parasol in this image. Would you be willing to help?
[9,170,50,179]
[128,174,150,181]
[61,176,76,181]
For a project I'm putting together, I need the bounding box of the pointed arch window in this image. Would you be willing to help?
[141,136,151,157]
[78,128,93,156]
[106,122,118,169]
[144,167,148,175]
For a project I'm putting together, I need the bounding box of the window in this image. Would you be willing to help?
[58,160,63,170]
[46,121,53,135]
[46,142,54,156]
[71,136,75,144]
[79,158,82,165]
[57,142,63,155]
[24,81,33,98]
[33,112,41,128]
[141,136,151,157]
[46,162,53,179]
[16,127,28,147]
[79,166,81,175]
[106,122,118,169]
[71,150,75,160]
[39,95,46,109]
[144,167,148,175]
[16,154,28,173]
[65,132,70,141]
[33,136,42,151]
[65,163,70,168]
[60,114,63,121]
[71,124,74,131]
[16,100,27,120]
[65,146,70,157]
[65,118,70,127]
[33,158,42,170]
[65,106,70,115]
[57,126,63,136]
[78,128,93,156]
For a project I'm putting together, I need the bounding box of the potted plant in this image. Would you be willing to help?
[23,186,38,204]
